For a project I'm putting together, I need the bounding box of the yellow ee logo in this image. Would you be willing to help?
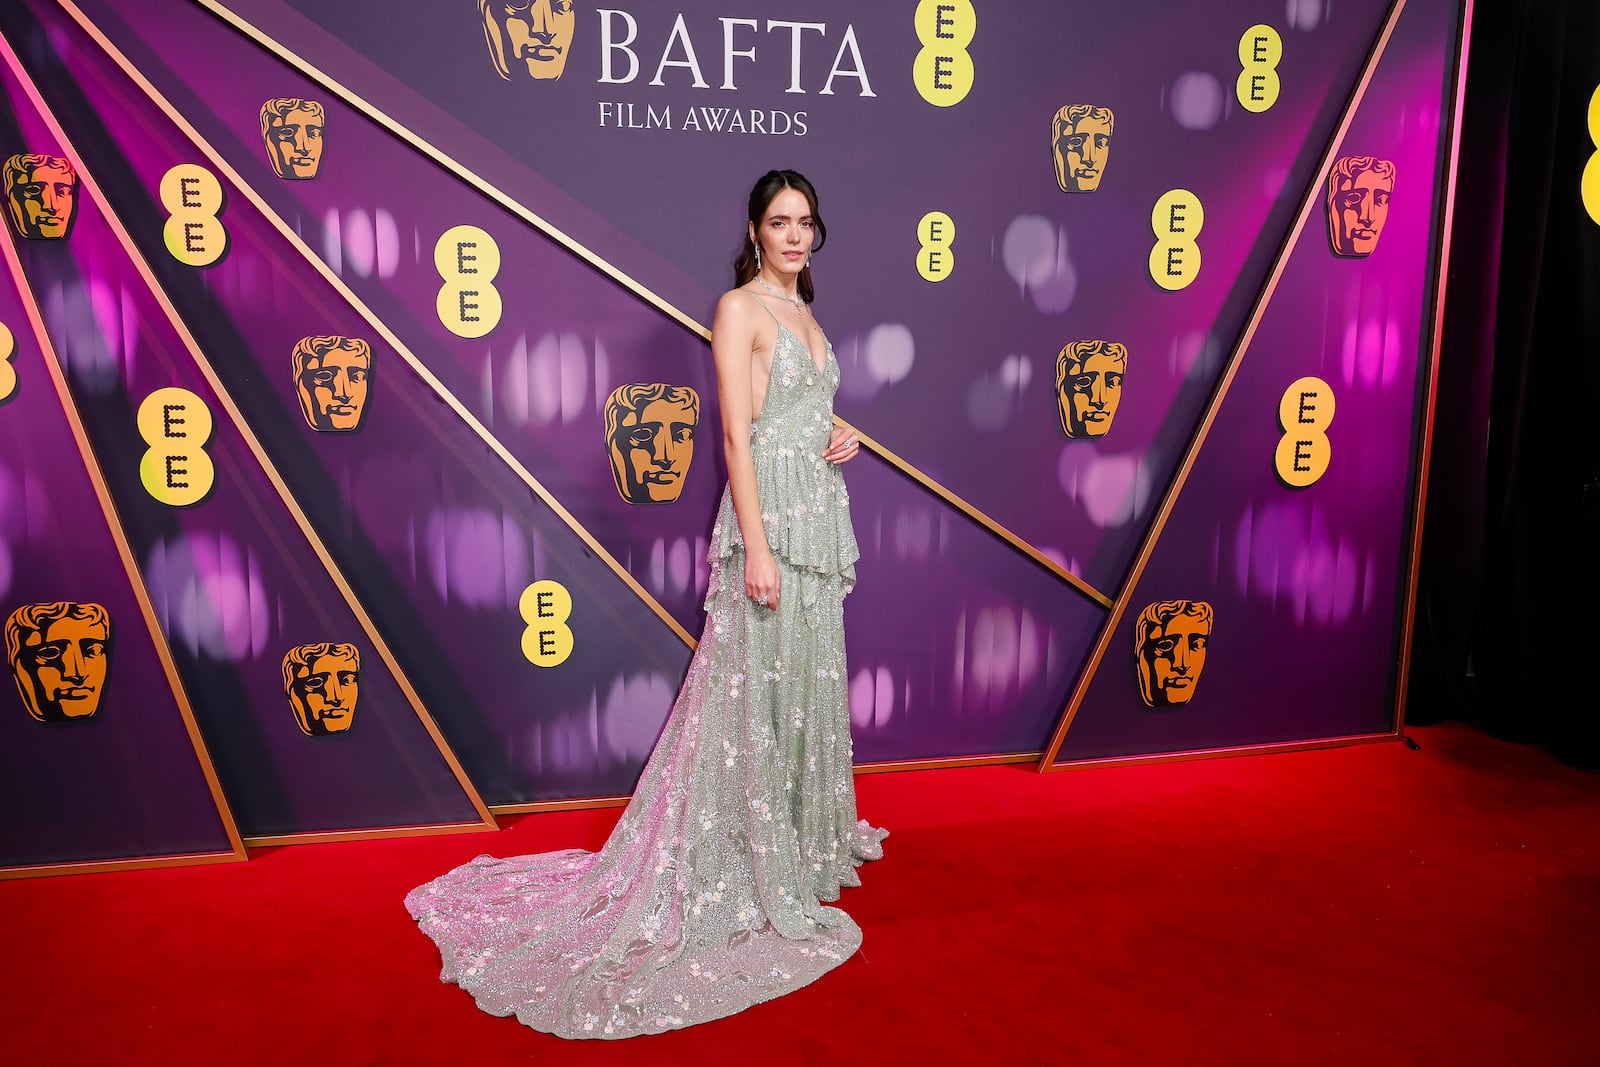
[519,579,573,667]
[1149,190,1203,291]
[913,0,975,107]
[1236,25,1282,113]
[1274,376,1335,487]
[159,164,227,267]
[137,387,216,506]
[1,320,16,402]
[434,225,503,339]
[916,211,955,282]
[1582,84,1600,226]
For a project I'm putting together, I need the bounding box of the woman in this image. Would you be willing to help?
[405,170,887,1039]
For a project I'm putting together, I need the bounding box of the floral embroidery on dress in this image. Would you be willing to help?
[405,318,885,1040]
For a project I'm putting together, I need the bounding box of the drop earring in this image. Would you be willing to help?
[754,245,762,269]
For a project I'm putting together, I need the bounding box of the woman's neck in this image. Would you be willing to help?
[755,266,801,302]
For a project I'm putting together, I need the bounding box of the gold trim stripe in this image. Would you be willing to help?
[243,821,496,848]
[0,30,499,836]
[854,750,1041,774]
[0,38,248,875]
[1391,0,1477,733]
[1045,733,1400,774]
[852,428,1113,607]
[186,0,1111,608]
[1037,0,1412,771]
[491,795,631,816]
[199,0,707,338]
[0,850,243,882]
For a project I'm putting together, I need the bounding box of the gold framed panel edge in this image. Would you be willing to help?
[182,0,1113,608]
[490,795,632,816]
[243,821,497,849]
[192,0,709,339]
[0,850,243,882]
[1390,0,1478,734]
[1041,732,1401,774]
[853,429,1112,606]
[0,31,499,836]
[1037,0,1413,771]
[854,751,1041,775]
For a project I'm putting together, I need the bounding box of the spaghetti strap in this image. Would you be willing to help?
[745,289,782,326]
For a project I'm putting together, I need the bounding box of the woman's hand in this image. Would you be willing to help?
[745,547,781,611]
[823,424,860,465]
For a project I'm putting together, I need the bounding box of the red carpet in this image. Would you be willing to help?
[4,723,1597,1065]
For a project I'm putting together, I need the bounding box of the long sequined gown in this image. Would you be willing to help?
[405,307,887,1039]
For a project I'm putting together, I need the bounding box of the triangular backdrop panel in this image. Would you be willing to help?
[0,100,239,870]
[0,22,493,837]
[1054,0,1462,763]
[41,0,1110,769]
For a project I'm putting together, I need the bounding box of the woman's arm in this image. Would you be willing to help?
[710,290,781,611]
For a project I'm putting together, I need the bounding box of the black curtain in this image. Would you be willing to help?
[1409,0,1600,768]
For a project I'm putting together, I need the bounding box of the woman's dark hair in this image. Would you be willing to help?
[733,169,827,304]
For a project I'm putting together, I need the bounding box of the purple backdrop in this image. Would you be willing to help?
[0,0,1467,867]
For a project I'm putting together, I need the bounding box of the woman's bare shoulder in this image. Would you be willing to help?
[714,287,761,322]
[712,287,769,345]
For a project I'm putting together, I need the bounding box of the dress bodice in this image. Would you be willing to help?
[709,320,859,596]
[751,322,838,456]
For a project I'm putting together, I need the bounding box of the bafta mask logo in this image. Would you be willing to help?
[4,154,77,240]
[260,99,326,180]
[1327,156,1395,257]
[1057,340,1127,439]
[604,383,700,504]
[1134,600,1212,708]
[480,0,577,82]
[6,602,110,723]
[292,336,371,432]
[282,642,361,736]
[1052,105,1115,193]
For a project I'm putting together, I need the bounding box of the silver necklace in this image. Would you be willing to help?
[754,272,806,313]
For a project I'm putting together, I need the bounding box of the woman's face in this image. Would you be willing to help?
[749,187,816,275]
